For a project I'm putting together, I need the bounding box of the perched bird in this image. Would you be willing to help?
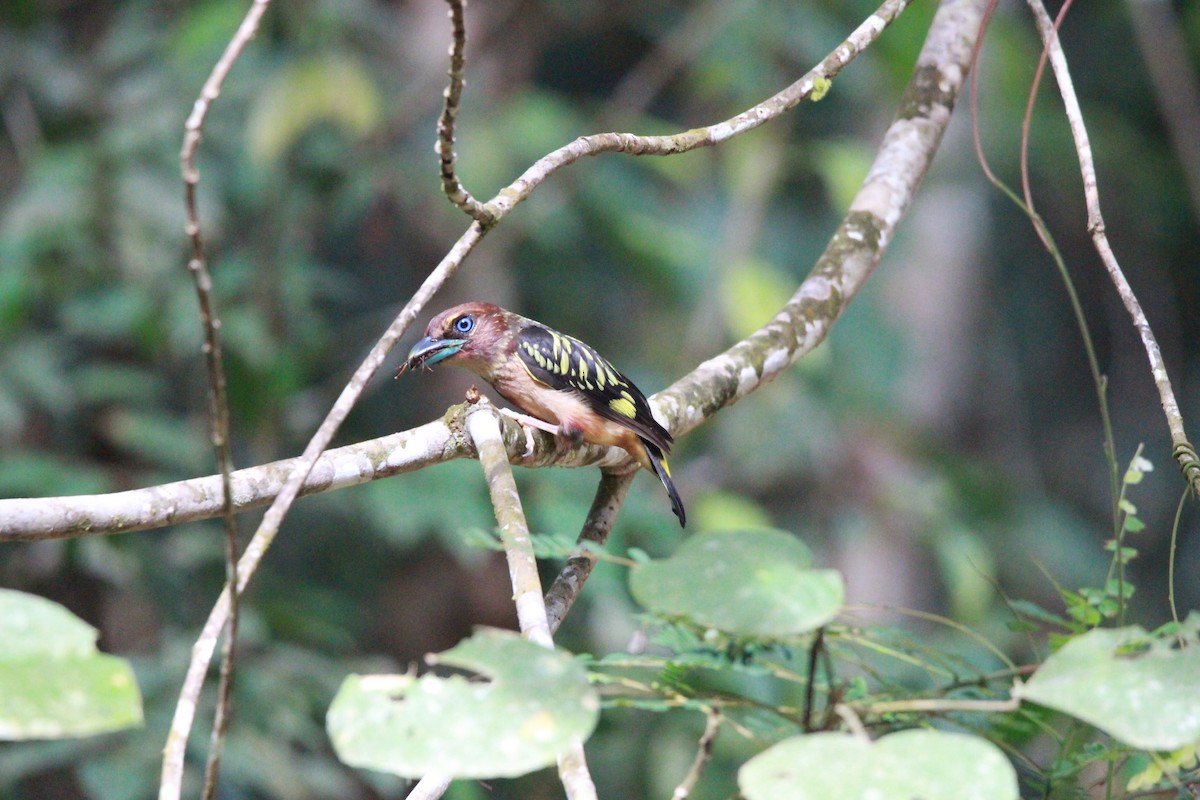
[397,302,685,526]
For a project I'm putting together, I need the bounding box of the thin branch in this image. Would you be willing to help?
[465,397,597,800]
[671,707,721,800]
[833,703,871,741]
[177,1,271,797]
[1024,0,1200,496]
[545,469,636,633]
[466,396,552,643]
[437,0,488,220]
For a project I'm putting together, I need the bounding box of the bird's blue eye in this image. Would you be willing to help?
[454,315,474,334]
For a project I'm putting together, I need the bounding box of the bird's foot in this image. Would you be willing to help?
[499,408,557,458]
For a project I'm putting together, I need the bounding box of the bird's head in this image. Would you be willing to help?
[396,302,510,378]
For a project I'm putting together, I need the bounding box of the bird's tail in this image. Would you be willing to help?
[644,441,686,528]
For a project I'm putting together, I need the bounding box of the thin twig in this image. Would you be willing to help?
[174,1,271,797]
[545,469,636,633]
[466,397,553,643]
[671,707,721,800]
[437,0,488,220]
[1019,2,1121,527]
[1025,0,1200,496]
[465,398,597,800]
[975,0,1123,542]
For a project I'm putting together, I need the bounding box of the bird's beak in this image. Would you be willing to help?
[395,336,466,377]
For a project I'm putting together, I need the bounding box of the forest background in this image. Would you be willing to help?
[1,0,1199,797]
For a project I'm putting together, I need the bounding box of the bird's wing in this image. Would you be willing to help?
[515,324,673,453]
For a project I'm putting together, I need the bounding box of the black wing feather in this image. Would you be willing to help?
[516,324,673,453]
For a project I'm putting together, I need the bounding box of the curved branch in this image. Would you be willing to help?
[437,0,488,220]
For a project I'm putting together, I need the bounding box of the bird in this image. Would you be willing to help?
[396,301,685,526]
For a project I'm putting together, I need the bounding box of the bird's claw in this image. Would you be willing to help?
[499,408,553,459]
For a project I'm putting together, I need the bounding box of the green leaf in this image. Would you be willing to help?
[629,529,843,639]
[327,629,599,779]
[0,590,143,740]
[1123,516,1145,533]
[1019,617,1200,750]
[739,730,1019,800]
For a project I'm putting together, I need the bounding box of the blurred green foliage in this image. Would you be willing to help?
[1,0,1198,797]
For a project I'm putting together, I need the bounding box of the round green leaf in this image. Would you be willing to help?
[1018,619,1200,750]
[327,628,599,779]
[739,730,1019,800]
[629,529,843,638]
[0,590,143,739]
